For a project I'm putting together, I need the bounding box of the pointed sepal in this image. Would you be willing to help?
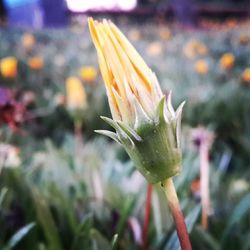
[117,121,142,142]
[94,130,120,143]
[100,116,134,146]
[175,101,185,148]
[133,96,153,130]
[155,97,167,124]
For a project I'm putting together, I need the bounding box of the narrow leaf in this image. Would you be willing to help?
[32,190,63,250]
[4,222,35,250]
[111,234,119,250]
[0,187,8,208]
[70,214,93,250]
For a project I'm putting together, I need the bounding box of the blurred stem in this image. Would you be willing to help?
[142,184,153,250]
[161,178,192,250]
[74,120,83,153]
[200,142,210,230]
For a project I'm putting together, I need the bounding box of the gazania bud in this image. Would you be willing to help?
[89,18,185,183]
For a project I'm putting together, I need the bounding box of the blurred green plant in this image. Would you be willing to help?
[0,18,250,249]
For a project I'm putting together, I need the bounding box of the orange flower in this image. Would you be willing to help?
[28,57,44,70]
[147,41,162,57]
[0,57,17,78]
[128,28,141,41]
[22,33,36,49]
[195,60,209,75]
[220,53,235,70]
[79,66,97,82]
[241,68,250,83]
[238,34,250,45]
[158,28,171,40]
[66,77,87,111]
[183,39,208,59]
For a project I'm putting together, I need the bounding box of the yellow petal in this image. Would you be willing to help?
[88,18,121,119]
[109,21,152,92]
[101,21,138,96]
[98,23,127,101]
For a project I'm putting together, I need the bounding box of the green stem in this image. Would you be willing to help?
[74,120,83,154]
[161,178,192,250]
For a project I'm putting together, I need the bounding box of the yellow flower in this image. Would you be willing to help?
[89,18,184,183]
[28,57,44,70]
[79,66,97,82]
[66,77,87,111]
[195,60,208,75]
[220,53,235,70]
[241,68,250,83]
[22,33,36,49]
[0,57,17,78]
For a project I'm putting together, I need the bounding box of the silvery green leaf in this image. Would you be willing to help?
[3,223,35,250]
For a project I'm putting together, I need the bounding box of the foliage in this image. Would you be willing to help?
[0,18,250,249]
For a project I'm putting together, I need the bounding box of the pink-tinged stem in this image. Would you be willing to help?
[162,178,192,250]
[142,184,153,250]
[200,143,210,229]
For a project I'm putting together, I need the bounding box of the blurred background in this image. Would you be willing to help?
[0,0,250,249]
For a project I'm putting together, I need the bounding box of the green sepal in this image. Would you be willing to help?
[133,96,153,130]
[117,121,142,142]
[155,97,166,123]
[100,116,134,146]
[124,119,181,183]
[98,96,183,184]
[174,101,185,148]
[94,130,120,143]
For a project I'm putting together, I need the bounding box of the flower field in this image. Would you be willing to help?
[0,17,250,250]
